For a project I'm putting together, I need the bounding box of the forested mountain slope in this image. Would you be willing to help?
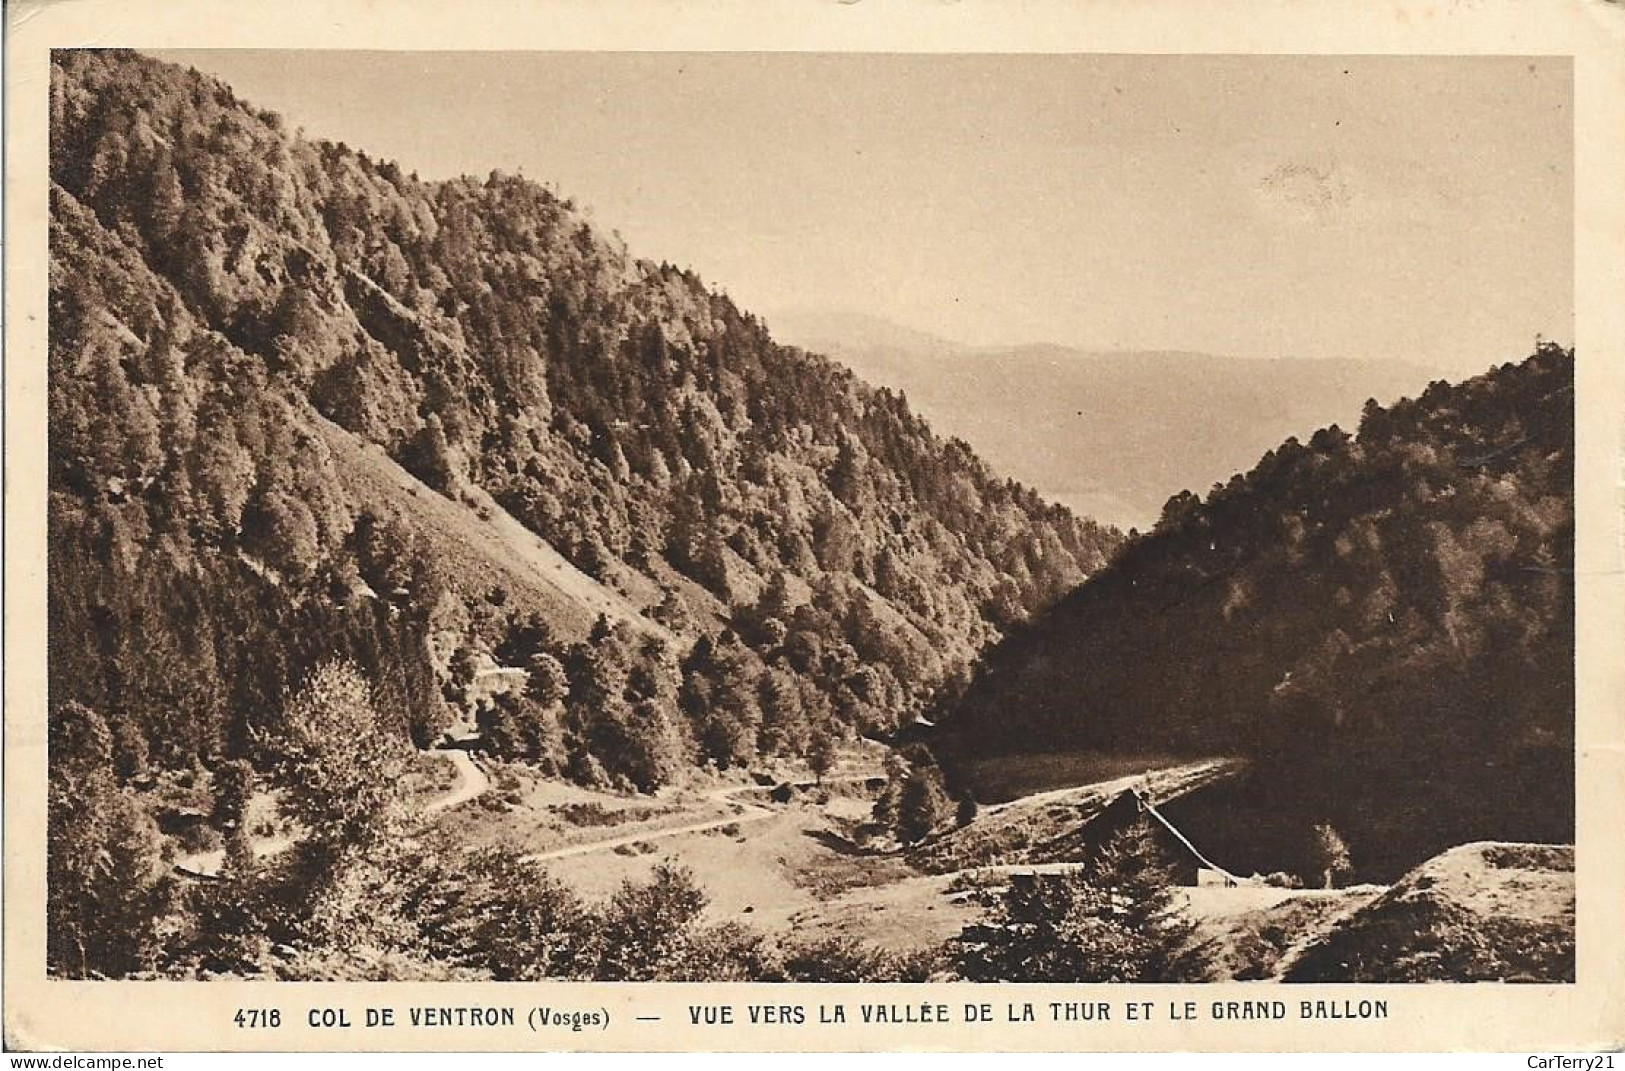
[48,48,1117,789]
[937,347,1574,879]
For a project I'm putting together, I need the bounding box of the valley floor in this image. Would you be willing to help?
[425,750,976,953]
[421,750,1311,961]
[156,744,1574,982]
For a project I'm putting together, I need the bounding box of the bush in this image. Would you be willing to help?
[955,820,1200,982]
[782,936,944,982]
[557,802,626,827]
[945,868,1001,896]
[429,848,595,981]
[876,760,953,844]
[595,863,709,980]
[175,822,223,855]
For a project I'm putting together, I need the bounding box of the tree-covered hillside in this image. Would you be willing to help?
[938,346,1574,879]
[48,48,1117,791]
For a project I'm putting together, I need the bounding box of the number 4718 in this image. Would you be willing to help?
[234,1008,281,1028]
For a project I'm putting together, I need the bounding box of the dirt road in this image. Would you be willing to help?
[521,792,772,863]
[421,747,491,815]
[175,747,492,877]
[520,773,880,863]
[981,758,1233,816]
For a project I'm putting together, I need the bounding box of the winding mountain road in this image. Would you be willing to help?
[520,783,776,863]
[173,746,492,878]
[980,758,1234,817]
[421,747,491,815]
[176,745,882,875]
[520,774,881,863]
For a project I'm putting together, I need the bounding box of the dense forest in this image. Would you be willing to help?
[938,345,1574,879]
[49,48,1116,793]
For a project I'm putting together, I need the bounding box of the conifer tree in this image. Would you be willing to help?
[956,820,1198,982]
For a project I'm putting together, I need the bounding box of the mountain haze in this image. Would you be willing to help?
[769,310,1436,531]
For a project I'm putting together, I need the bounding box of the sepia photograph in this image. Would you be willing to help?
[39,44,1579,988]
[12,0,1625,1054]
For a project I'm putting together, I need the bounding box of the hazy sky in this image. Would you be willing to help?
[156,50,1572,378]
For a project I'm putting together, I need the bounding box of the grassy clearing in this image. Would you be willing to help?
[477,781,969,957]
[420,754,1299,964]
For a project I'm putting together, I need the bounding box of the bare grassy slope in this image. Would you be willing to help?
[316,414,667,642]
[1280,842,1575,982]
[1180,885,1382,981]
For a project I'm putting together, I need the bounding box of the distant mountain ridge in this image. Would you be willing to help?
[766,309,967,360]
[768,309,1437,531]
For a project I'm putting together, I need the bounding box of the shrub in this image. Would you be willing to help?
[783,937,949,982]
[954,820,1200,982]
[175,822,223,855]
[557,802,625,827]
